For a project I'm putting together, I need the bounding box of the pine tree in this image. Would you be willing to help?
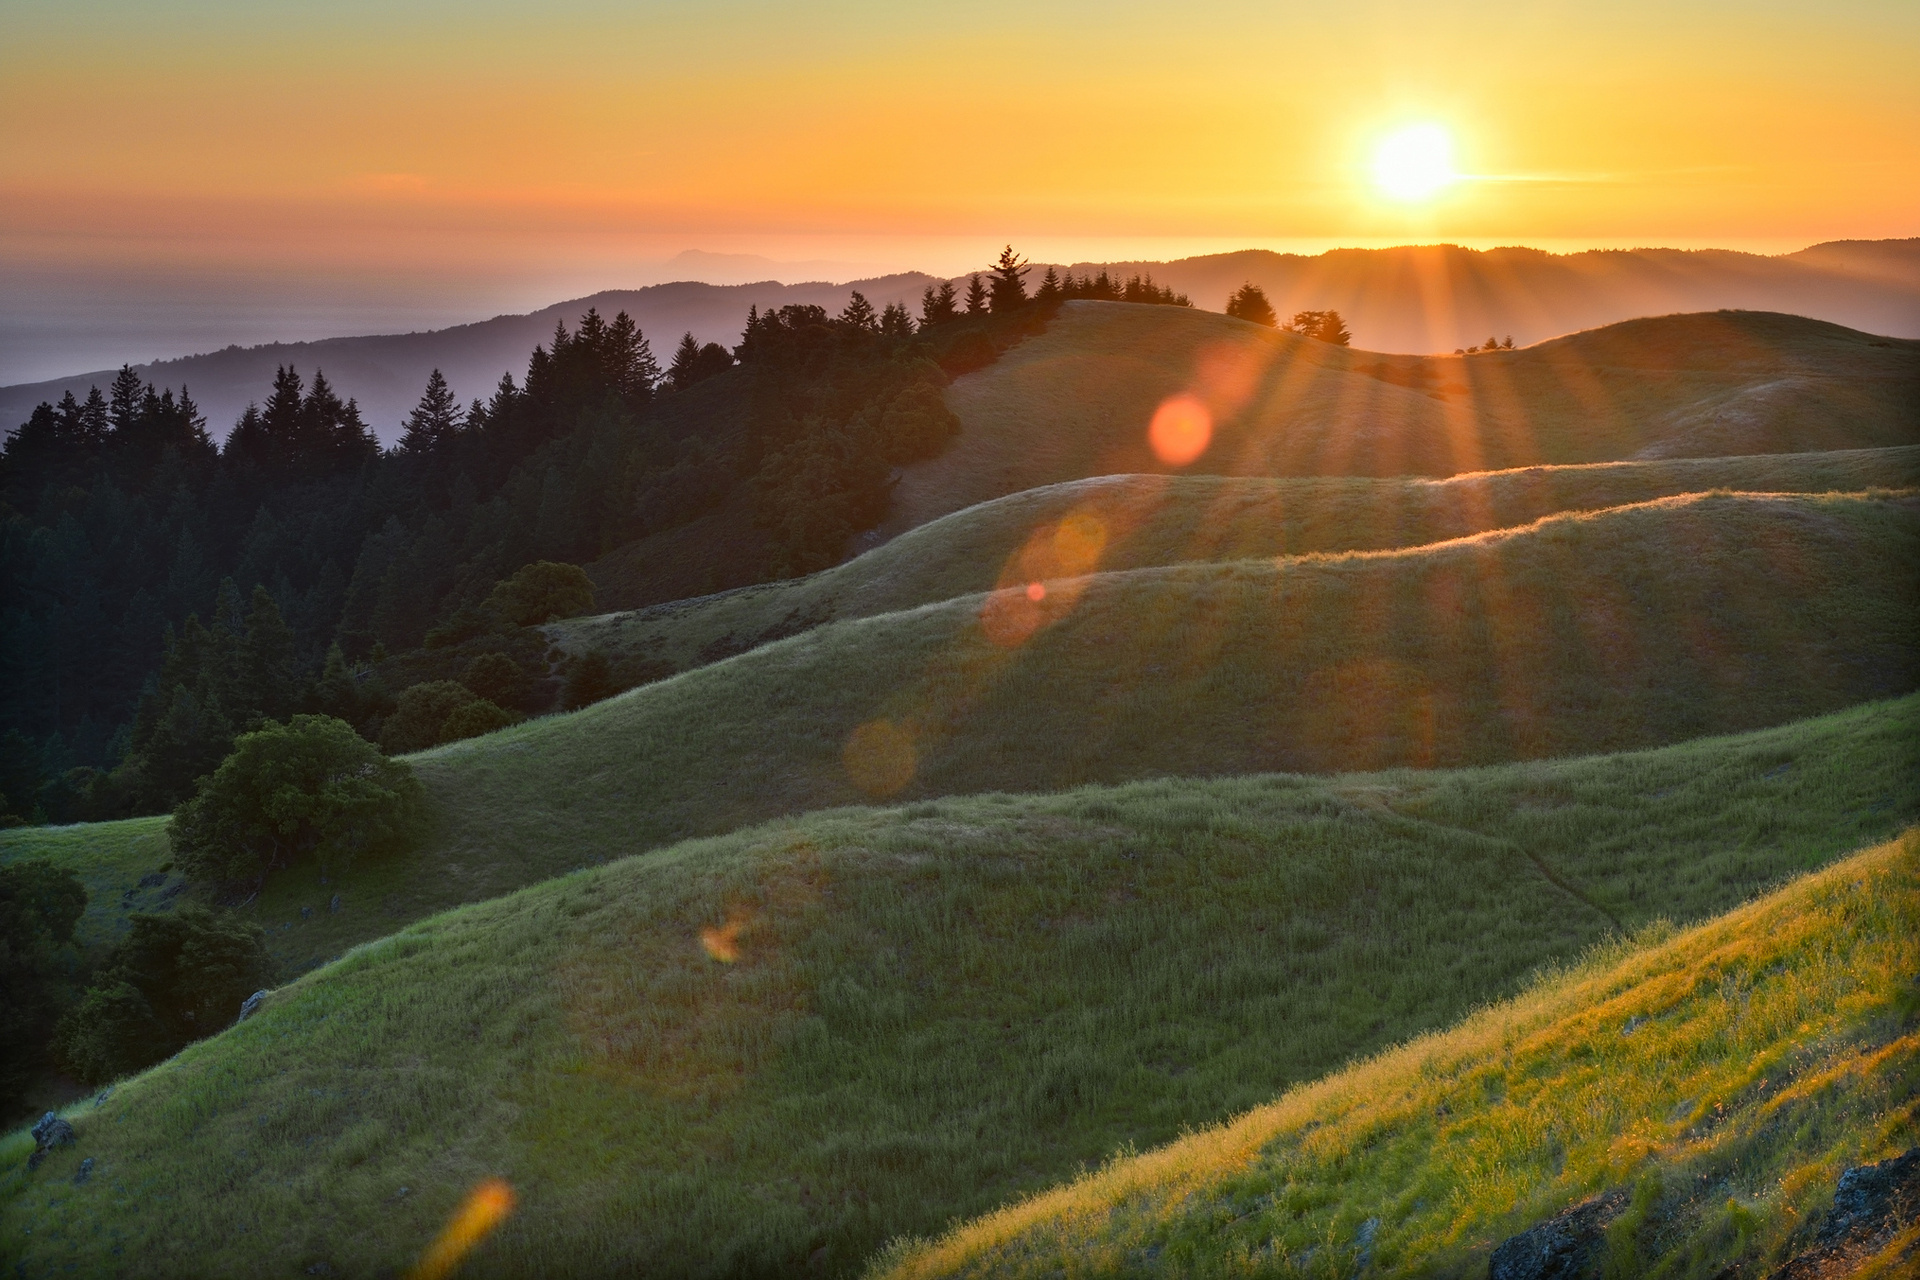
[964,274,989,315]
[840,291,879,331]
[668,333,703,391]
[921,281,959,327]
[399,369,462,454]
[880,302,915,338]
[108,366,145,435]
[988,245,1030,312]
[607,311,660,401]
[1226,283,1277,327]
[1036,267,1063,305]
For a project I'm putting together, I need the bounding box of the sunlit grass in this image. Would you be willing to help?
[875,831,1919,1279]
[561,445,1920,678]
[2,703,1916,1276]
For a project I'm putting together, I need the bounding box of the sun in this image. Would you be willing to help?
[1371,124,1458,201]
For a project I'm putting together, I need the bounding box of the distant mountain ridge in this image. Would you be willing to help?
[3,239,1916,444]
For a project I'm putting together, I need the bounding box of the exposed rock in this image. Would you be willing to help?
[329,893,342,914]
[27,1112,76,1171]
[237,989,271,1022]
[73,1157,94,1185]
[137,871,167,888]
[1768,1147,1920,1279]
[1488,1190,1627,1280]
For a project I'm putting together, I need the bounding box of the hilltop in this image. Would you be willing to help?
[2,703,1915,1276]
[8,239,1918,440]
[878,830,1919,1279]
[873,304,1920,540]
[570,446,1920,668]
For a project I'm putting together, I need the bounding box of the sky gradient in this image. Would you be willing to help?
[2,0,1917,379]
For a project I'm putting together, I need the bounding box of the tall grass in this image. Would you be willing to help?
[3,704,1916,1277]
[875,831,1920,1278]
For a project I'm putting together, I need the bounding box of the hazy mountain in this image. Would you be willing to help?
[1076,240,1920,354]
[5,240,1917,445]
[0,274,937,446]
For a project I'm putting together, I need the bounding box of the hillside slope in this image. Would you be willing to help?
[3,709,1915,1277]
[878,831,1919,1280]
[425,492,1920,884]
[564,447,1920,676]
[880,304,1919,536]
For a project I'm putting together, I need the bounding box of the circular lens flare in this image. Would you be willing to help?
[1372,124,1457,201]
[1148,395,1212,466]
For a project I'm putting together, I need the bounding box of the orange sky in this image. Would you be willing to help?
[1,0,1916,362]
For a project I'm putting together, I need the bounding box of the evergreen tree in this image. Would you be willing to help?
[840,291,880,332]
[399,369,462,454]
[920,281,959,327]
[668,333,704,391]
[107,366,145,435]
[988,245,1030,312]
[879,301,916,338]
[1035,267,1063,305]
[1226,283,1278,326]
[964,274,989,315]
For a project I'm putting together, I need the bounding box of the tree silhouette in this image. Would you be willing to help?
[988,245,1030,312]
[920,280,959,327]
[398,369,462,453]
[840,291,879,331]
[1226,283,1277,327]
[1285,310,1351,346]
[964,274,989,315]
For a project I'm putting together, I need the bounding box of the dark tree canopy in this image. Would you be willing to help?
[989,246,1030,312]
[0,859,87,1107]
[1285,309,1352,346]
[485,560,596,626]
[169,714,424,885]
[1226,283,1278,327]
[55,906,271,1086]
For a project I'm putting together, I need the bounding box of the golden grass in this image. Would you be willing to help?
[875,831,1920,1278]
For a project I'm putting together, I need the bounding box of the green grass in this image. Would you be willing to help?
[555,446,1920,679]
[2,700,1916,1277]
[881,303,1919,539]
[424,491,1920,881]
[875,831,1920,1280]
[0,818,177,962]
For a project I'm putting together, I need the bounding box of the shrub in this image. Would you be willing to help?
[485,561,596,627]
[170,714,424,888]
[380,681,481,754]
[55,906,271,1085]
[562,650,619,710]
[462,651,532,710]
[441,699,517,742]
[0,860,87,1107]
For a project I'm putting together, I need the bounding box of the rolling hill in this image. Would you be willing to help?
[877,830,1920,1279]
[2,701,1915,1277]
[7,239,1918,444]
[875,304,1920,540]
[569,446,1920,672]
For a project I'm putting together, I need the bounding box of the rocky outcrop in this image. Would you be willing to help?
[1768,1148,1920,1279]
[1488,1190,1627,1280]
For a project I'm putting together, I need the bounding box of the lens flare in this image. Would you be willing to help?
[1148,395,1212,466]
[1025,581,1046,602]
[699,907,754,962]
[410,1179,515,1280]
[843,718,917,797]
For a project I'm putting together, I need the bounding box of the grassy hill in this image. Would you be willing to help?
[3,702,1915,1277]
[421,491,1919,882]
[876,830,1919,1279]
[559,446,1920,680]
[879,303,1919,538]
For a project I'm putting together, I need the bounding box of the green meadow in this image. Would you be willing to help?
[878,831,1919,1279]
[881,304,1919,537]
[558,446,1920,680]
[2,699,1916,1276]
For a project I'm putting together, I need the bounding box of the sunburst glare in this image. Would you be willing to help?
[1372,124,1458,202]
